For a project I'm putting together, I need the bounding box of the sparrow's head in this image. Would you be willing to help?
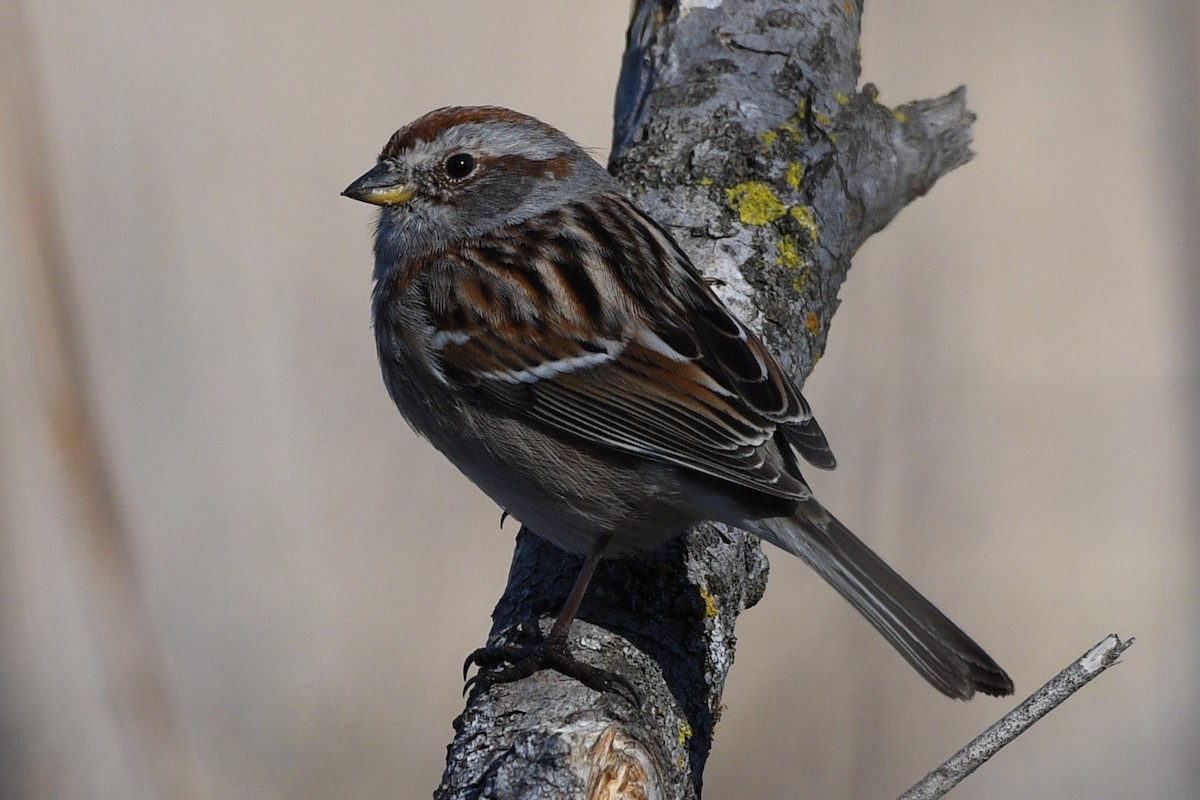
[343,106,615,270]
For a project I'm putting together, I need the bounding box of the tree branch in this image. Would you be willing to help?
[437,2,977,797]
[898,635,1135,800]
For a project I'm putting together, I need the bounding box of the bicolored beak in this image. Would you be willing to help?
[341,162,415,206]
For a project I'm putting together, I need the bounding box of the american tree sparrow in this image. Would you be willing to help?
[343,106,1012,701]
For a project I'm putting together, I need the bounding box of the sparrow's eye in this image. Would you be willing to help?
[444,153,476,180]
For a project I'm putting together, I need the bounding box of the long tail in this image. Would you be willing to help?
[753,499,1013,700]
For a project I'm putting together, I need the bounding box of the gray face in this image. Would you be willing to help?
[350,107,621,279]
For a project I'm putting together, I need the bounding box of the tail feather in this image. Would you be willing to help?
[753,500,1013,700]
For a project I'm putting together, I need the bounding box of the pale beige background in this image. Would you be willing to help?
[1,2,1196,799]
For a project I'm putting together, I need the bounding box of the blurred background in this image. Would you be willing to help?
[1,2,1196,798]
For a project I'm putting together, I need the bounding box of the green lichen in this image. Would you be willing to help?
[726,182,787,225]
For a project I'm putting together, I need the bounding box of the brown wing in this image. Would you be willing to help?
[424,195,835,499]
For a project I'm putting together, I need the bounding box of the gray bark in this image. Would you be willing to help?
[436,2,976,797]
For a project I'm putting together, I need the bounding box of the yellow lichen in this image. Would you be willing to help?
[757,129,779,150]
[699,176,713,186]
[834,91,851,106]
[892,108,909,124]
[790,205,819,242]
[699,586,718,619]
[814,111,832,127]
[796,97,808,120]
[778,115,802,142]
[678,721,694,746]
[775,235,801,270]
[805,312,820,336]
[726,182,787,226]
[786,162,804,189]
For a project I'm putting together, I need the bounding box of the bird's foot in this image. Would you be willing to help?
[463,623,641,707]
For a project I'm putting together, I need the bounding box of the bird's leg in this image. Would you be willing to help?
[463,533,640,705]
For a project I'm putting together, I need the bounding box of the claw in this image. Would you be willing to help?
[460,540,640,705]
[461,629,642,708]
